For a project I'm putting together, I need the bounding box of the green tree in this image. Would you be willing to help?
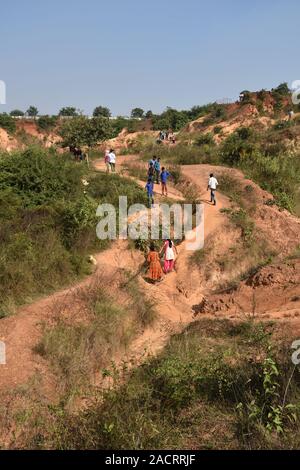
[10,109,24,117]
[131,107,144,119]
[93,106,111,118]
[58,107,79,117]
[59,116,112,153]
[145,110,153,119]
[239,90,252,104]
[26,105,39,117]
[273,82,290,96]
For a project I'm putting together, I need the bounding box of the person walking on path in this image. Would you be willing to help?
[145,178,154,208]
[160,239,178,274]
[104,149,111,173]
[109,149,116,172]
[147,243,163,282]
[160,167,170,196]
[154,157,161,184]
[207,173,218,206]
[148,162,155,181]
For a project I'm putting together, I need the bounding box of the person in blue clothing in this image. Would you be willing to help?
[145,177,154,207]
[154,157,161,184]
[160,167,170,196]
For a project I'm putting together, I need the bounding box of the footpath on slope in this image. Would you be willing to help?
[0,156,229,395]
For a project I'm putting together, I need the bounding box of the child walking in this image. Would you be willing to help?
[147,243,163,282]
[145,178,154,208]
[160,167,170,196]
[160,239,178,273]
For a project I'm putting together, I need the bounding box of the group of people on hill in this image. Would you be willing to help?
[104,149,116,172]
[146,170,218,283]
[158,130,176,144]
[100,146,219,285]
[147,239,178,283]
[145,156,171,207]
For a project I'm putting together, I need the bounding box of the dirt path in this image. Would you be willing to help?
[0,156,241,396]
[0,156,230,394]
[1,154,299,398]
[82,158,232,390]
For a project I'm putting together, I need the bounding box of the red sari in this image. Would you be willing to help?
[147,251,163,280]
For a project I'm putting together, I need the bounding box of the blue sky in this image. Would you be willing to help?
[0,0,299,115]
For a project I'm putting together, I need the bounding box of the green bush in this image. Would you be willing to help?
[213,126,222,134]
[88,172,148,207]
[37,115,58,132]
[0,113,16,134]
[0,147,148,313]
[152,108,190,132]
[0,146,84,207]
[195,132,214,146]
[272,120,293,131]
[272,82,290,96]
[220,132,257,166]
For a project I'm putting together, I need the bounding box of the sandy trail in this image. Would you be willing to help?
[0,157,229,394]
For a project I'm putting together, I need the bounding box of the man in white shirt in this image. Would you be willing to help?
[207,173,218,206]
[109,149,116,172]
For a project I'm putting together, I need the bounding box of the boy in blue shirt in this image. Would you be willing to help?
[160,167,170,196]
[145,177,154,208]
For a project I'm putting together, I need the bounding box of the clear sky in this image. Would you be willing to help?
[0,0,299,116]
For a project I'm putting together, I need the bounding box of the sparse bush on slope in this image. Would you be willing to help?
[218,128,300,212]
[0,113,16,134]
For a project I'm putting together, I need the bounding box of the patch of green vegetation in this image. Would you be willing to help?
[37,115,58,132]
[217,127,300,212]
[218,173,244,206]
[28,319,300,450]
[194,132,215,146]
[0,146,147,314]
[228,208,255,242]
[0,113,16,134]
[153,110,300,214]
[213,126,222,134]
